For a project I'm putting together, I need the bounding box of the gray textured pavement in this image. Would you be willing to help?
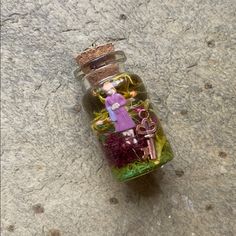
[1,0,236,235]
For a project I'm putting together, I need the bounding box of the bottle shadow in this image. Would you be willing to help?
[124,169,165,199]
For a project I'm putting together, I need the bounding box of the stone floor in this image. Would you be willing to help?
[1,0,236,235]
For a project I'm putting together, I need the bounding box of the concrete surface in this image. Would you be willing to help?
[1,0,236,235]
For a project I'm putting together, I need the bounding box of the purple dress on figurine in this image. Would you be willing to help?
[105,93,135,132]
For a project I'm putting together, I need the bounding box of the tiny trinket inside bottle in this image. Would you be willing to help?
[74,43,173,182]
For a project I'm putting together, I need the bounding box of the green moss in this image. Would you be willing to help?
[111,160,158,182]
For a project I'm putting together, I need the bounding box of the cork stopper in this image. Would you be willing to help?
[76,43,114,66]
[76,43,119,86]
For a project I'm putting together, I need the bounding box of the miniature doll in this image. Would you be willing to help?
[102,82,137,144]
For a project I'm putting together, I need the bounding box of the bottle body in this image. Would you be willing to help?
[82,72,173,181]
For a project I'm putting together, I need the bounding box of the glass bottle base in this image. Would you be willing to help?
[111,141,173,182]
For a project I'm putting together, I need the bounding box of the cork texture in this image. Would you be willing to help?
[76,43,114,66]
[86,64,120,85]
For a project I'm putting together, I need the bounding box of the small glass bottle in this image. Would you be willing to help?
[74,43,173,182]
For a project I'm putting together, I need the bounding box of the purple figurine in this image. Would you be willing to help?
[103,82,137,144]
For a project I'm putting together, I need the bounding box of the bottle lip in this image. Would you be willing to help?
[76,50,126,79]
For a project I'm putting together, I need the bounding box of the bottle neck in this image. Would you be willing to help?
[75,51,127,90]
